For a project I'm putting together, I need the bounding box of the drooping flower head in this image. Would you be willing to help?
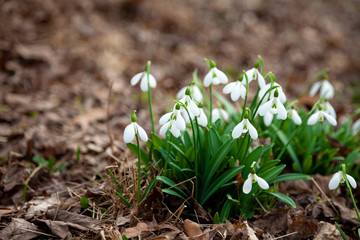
[223,74,247,102]
[329,164,357,190]
[288,106,302,125]
[259,82,286,104]
[159,104,186,138]
[212,108,230,123]
[123,110,148,143]
[232,109,258,140]
[353,118,360,135]
[309,78,334,99]
[322,99,336,119]
[243,162,269,194]
[130,62,157,92]
[258,89,287,123]
[177,85,203,103]
[245,61,265,88]
[197,102,208,127]
[180,87,201,123]
[307,104,337,126]
[203,59,228,87]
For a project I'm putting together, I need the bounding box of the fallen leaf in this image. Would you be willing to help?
[313,221,344,240]
[183,219,209,240]
[123,222,150,238]
[0,209,17,217]
[0,218,41,240]
[25,194,60,219]
[45,210,100,231]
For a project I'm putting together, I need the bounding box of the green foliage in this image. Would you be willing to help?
[32,155,68,173]
[80,197,90,208]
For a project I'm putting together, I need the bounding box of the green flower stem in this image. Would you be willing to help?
[164,135,173,175]
[276,99,322,171]
[146,61,155,133]
[252,85,279,119]
[135,133,142,204]
[209,84,213,125]
[342,165,360,222]
[240,73,249,120]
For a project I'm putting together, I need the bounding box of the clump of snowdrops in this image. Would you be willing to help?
[120,57,359,227]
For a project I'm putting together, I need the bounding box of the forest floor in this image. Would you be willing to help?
[0,0,360,239]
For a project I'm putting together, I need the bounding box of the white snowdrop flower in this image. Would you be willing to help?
[353,119,360,134]
[177,85,203,103]
[263,112,274,126]
[307,105,337,126]
[130,71,157,92]
[323,100,336,119]
[243,173,269,194]
[203,60,228,87]
[309,79,335,99]
[288,108,302,125]
[232,110,258,140]
[197,103,208,127]
[223,75,247,102]
[180,87,200,122]
[123,111,148,143]
[258,90,287,121]
[259,82,286,103]
[212,108,229,123]
[245,62,265,88]
[329,170,357,190]
[159,104,186,138]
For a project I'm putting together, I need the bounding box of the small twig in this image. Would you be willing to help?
[253,193,268,213]
[311,178,339,215]
[19,227,57,237]
[273,231,298,239]
[106,80,115,154]
[106,147,122,164]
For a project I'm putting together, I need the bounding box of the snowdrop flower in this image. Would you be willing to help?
[309,79,335,99]
[232,110,258,140]
[245,61,265,88]
[223,75,247,101]
[307,105,337,126]
[159,104,186,138]
[258,90,287,121]
[353,119,360,134]
[180,87,200,122]
[288,107,302,125]
[212,108,229,123]
[123,110,148,143]
[130,70,157,92]
[203,60,228,87]
[177,85,203,103]
[243,171,269,194]
[197,102,208,127]
[329,170,357,190]
[259,82,286,103]
[322,99,336,119]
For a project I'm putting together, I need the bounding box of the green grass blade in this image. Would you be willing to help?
[268,192,296,208]
[114,190,132,207]
[335,222,348,240]
[269,173,311,184]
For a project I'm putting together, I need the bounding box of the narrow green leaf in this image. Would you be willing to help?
[268,192,296,208]
[141,178,157,202]
[162,188,186,201]
[107,169,123,192]
[213,212,220,224]
[156,176,187,198]
[53,163,68,173]
[114,190,132,207]
[269,173,311,184]
[80,197,90,208]
[151,132,164,148]
[220,200,231,223]
[335,222,348,240]
[126,143,149,169]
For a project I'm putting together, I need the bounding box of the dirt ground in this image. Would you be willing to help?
[1,0,360,239]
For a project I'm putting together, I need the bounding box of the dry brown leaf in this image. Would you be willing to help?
[25,194,60,219]
[0,209,17,217]
[0,218,41,240]
[123,222,150,238]
[38,219,72,240]
[313,221,343,240]
[183,219,209,240]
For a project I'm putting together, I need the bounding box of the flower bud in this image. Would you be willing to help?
[145,60,151,72]
[254,61,260,69]
[198,101,204,108]
[185,87,191,96]
[274,90,279,98]
[131,110,137,122]
[238,74,244,82]
[175,103,181,110]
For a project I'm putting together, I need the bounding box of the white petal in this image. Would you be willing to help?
[276,99,287,120]
[159,122,171,136]
[323,112,337,126]
[189,100,200,116]
[230,85,241,101]
[170,125,180,138]
[247,120,258,140]
[256,69,265,88]
[123,123,136,143]
[198,109,208,127]
[136,123,148,142]
[307,112,320,125]
[245,68,255,83]
[239,84,247,100]
[353,119,360,134]
[214,68,228,84]
[130,72,143,86]
[255,175,269,190]
[223,82,237,94]
[329,172,341,190]
[258,100,273,116]
[204,70,214,87]
[232,120,245,139]
[192,86,203,102]
[321,80,334,99]
[221,109,230,121]
[309,81,321,96]
[176,86,187,100]
[148,74,157,88]
[279,90,287,103]
[140,75,148,92]
[258,83,270,99]
[175,112,186,131]
[346,174,357,189]
[159,112,172,125]
[292,110,302,125]
[212,109,220,123]
[182,111,191,123]
[243,175,253,194]
[264,112,273,126]
[325,102,336,119]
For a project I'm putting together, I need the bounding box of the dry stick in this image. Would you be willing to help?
[253,193,268,213]
[106,147,122,164]
[106,80,115,154]
[273,231,298,240]
[311,178,339,216]
[19,228,57,238]
[23,165,43,201]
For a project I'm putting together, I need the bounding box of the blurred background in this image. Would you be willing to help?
[1,0,360,163]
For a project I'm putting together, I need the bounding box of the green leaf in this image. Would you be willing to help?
[33,155,48,167]
[107,169,123,192]
[335,222,348,240]
[80,197,90,208]
[151,133,164,148]
[220,200,231,223]
[114,190,132,207]
[76,146,81,163]
[126,143,149,169]
[268,192,296,208]
[156,176,187,198]
[213,212,220,224]
[162,188,186,201]
[269,173,311,184]
[142,178,157,202]
[48,157,56,172]
[53,163,68,173]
